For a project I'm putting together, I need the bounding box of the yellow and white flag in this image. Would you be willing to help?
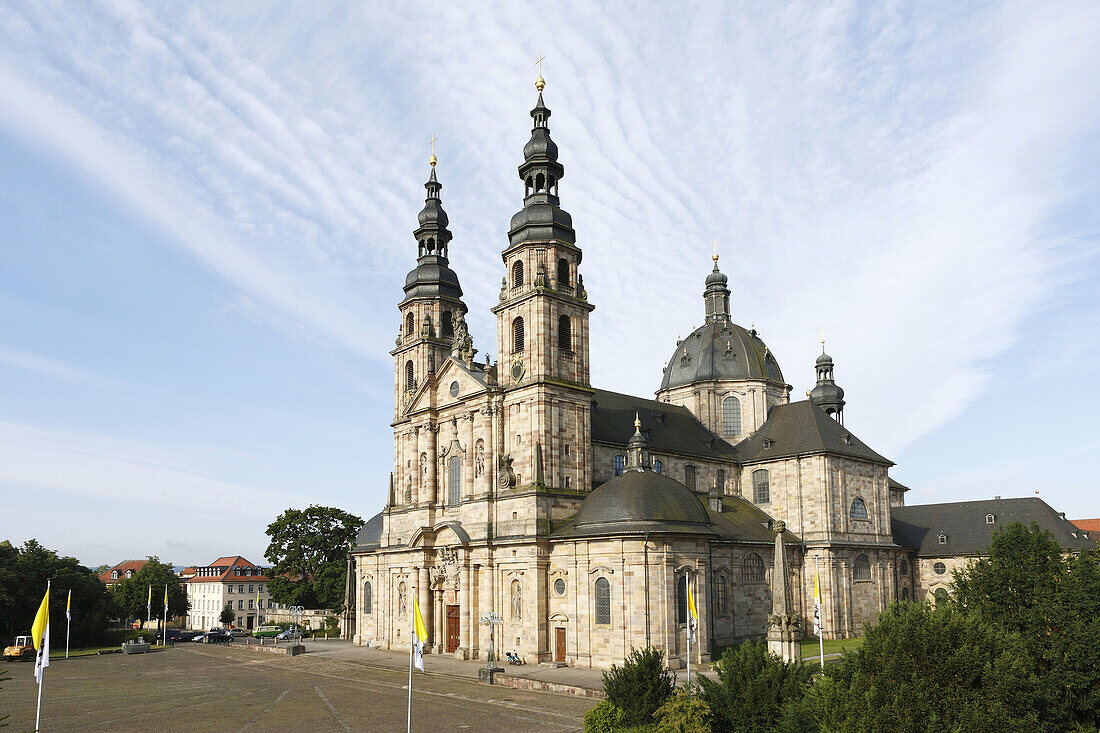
[813,565,822,636]
[32,585,50,683]
[687,581,698,642]
[66,589,71,622]
[411,589,428,671]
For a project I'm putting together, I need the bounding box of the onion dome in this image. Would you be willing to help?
[508,80,577,248]
[401,161,466,307]
[660,255,783,390]
[809,348,845,421]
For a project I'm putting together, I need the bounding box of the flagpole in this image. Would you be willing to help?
[407,590,415,733]
[816,558,824,670]
[35,578,50,733]
[147,584,151,631]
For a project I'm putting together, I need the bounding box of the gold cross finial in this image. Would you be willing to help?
[535,52,546,92]
[429,134,438,167]
[634,412,642,431]
[821,326,826,352]
[712,238,719,264]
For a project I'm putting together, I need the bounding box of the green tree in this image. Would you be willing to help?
[601,647,677,728]
[219,604,235,627]
[0,539,117,645]
[264,505,362,611]
[800,601,1040,733]
[697,641,813,733]
[951,522,1100,731]
[113,557,189,625]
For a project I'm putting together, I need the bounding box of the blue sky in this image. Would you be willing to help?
[0,1,1097,567]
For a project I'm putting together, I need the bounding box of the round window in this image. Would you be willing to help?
[554,579,566,596]
[449,381,459,398]
[933,562,947,575]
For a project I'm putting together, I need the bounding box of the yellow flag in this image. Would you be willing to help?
[32,587,50,650]
[412,590,428,671]
[147,585,152,605]
[687,581,698,642]
[164,585,168,606]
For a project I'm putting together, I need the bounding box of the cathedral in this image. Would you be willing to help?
[345,76,1094,669]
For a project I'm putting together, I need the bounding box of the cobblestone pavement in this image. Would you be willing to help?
[0,645,595,732]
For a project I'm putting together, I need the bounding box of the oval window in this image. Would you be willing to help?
[554,579,566,596]
[449,381,460,398]
[933,562,947,575]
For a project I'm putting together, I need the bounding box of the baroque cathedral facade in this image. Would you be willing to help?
[345,79,1093,669]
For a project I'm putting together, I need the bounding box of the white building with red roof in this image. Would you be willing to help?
[184,556,276,631]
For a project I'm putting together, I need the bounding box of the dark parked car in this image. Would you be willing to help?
[175,631,201,642]
[202,631,232,645]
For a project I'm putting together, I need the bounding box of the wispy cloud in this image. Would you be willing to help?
[0,345,109,385]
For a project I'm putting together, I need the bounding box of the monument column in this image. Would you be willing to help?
[766,521,801,663]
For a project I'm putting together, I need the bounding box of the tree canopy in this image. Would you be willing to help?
[113,557,190,623]
[264,505,362,611]
[0,539,117,645]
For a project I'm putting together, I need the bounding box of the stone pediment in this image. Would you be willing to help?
[404,357,489,416]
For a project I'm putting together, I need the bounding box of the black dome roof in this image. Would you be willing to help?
[660,321,784,391]
[559,470,712,537]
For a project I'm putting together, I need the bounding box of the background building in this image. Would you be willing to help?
[183,556,275,631]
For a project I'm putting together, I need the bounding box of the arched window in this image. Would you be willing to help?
[510,580,522,620]
[717,469,726,491]
[722,397,741,437]
[404,360,415,391]
[752,469,770,504]
[653,459,663,475]
[406,312,414,335]
[448,455,461,505]
[594,578,611,625]
[675,574,688,624]
[613,454,625,476]
[985,513,995,525]
[513,317,525,352]
[853,554,871,581]
[899,559,909,575]
[557,258,570,285]
[512,260,525,288]
[850,497,868,521]
[363,581,372,615]
[558,315,572,351]
[441,312,453,339]
[715,576,728,615]
[742,553,765,582]
[684,465,697,489]
[901,587,910,601]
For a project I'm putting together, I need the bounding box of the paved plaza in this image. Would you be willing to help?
[0,644,595,732]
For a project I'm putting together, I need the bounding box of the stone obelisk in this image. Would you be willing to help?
[767,520,802,663]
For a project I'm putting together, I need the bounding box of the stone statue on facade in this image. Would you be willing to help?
[511,582,522,620]
[767,520,802,663]
[451,311,474,362]
[498,453,516,489]
[398,582,408,616]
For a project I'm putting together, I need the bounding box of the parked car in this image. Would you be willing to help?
[203,631,232,645]
[226,628,248,637]
[175,631,201,642]
[253,626,281,638]
[3,635,35,661]
[276,628,302,641]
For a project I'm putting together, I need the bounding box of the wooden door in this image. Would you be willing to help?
[446,605,460,653]
[555,627,566,662]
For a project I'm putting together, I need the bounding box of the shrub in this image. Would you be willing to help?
[584,700,627,733]
[602,648,676,727]
[697,642,813,733]
[654,689,711,733]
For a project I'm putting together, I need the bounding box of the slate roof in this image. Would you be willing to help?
[730,400,892,466]
[354,511,384,552]
[591,388,738,461]
[551,466,800,546]
[888,477,910,492]
[660,321,784,391]
[890,497,1096,557]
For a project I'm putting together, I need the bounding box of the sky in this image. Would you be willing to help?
[0,1,1097,568]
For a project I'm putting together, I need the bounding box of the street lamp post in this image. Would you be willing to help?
[479,611,503,669]
[289,605,304,640]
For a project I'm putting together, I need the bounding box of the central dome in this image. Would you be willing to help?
[555,470,713,538]
[660,321,784,390]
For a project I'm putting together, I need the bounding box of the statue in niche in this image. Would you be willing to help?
[451,311,473,359]
[474,443,485,477]
[510,580,522,621]
[398,581,407,616]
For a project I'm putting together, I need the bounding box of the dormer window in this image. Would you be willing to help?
[938,533,947,545]
[125,570,133,578]
[111,570,119,580]
[234,569,241,576]
[762,439,775,450]
[985,514,995,525]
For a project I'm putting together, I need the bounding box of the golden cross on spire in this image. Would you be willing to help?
[634,412,642,431]
[429,134,438,167]
[712,238,719,264]
[535,52,546,92]
[821,326,826,353]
